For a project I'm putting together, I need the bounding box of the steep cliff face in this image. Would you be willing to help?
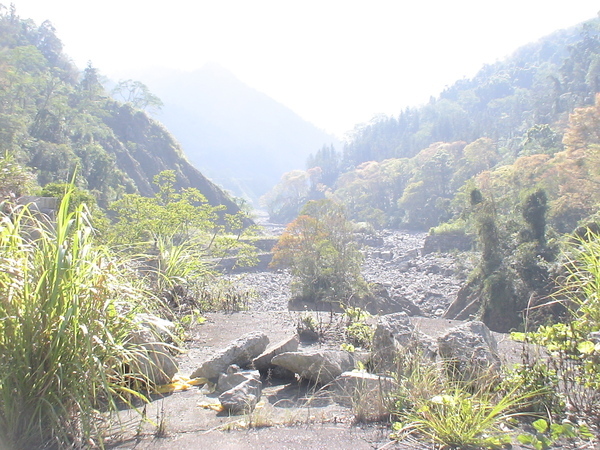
[102,103,240,215]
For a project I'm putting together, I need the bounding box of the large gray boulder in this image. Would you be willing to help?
[217,364,261,393]
[190,332,269,380]
[252,335,299,379]
[128,315,179,386]
[332,371,396,421]
[271,350,355,384]
[371,313,436,372]
[219,377,263,414]
[437,321,501,383]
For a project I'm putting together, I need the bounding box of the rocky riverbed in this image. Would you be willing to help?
[226,229,476,317]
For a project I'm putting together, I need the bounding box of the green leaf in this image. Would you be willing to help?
[533,418,548,433]
[510,331,527,342]
[577,340,596,355]
[518,434,534,444]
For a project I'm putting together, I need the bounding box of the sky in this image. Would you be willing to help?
[11,1,600,138]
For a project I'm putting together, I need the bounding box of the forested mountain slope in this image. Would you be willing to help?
[0,7,239,214]
[285,16,600,234]
[342,18,600,166]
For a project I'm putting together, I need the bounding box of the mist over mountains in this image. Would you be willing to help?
[140,64,339,203]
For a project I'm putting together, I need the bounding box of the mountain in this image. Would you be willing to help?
[341,18,600,168]
[140,64,339,203]
[256,16,600,236]
[0,9,239,215]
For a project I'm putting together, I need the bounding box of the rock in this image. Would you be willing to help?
[219,377,263,414]
[128,315,179,386]
[437,321,501,383]
[190,332,269,380]
[271,350,355,384]
[443,281,480,321]
[217,365,261,393]
[129,341,178,386]
[333,372,396,420]
[252,335,299,379]
[353,284,422,316]
[134,313,177,343]
[422,232,473,254]
[390,294,423,316]
[372,313,436,372]
[380,251,394,261]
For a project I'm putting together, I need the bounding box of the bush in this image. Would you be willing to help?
[270,199,367,306]
[0,191,157,448]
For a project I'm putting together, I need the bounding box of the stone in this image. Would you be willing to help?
[390,294,423,316]
[252,335,299,379]
[129,341,178,386]
[190,332,269,380]
[333,371,396,420]
[380,251,394,261]
[219,377,263,414]
[422,232,473,254]
[371,312,436,372]
[128,315,179,386]
[437,321,501,383]
[217,365,261,393]
[271,350,355,384]
[134,313,177,343]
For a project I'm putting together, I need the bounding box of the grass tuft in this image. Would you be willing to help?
[0,190,158,448]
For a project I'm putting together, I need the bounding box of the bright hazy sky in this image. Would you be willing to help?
[11,1,600,138]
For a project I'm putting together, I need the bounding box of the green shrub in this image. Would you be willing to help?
[0,191,157,448]
[271,199,368,305]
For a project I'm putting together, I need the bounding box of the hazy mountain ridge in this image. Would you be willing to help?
[142,64,339,202]
[0,8,239,215]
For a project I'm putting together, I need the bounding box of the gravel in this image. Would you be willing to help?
[226,229,474,317]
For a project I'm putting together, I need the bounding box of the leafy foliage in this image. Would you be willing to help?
[270,199,366,305]
[0,189,158,448]
[519,228,600,418]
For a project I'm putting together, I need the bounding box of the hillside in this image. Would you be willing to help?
[341,18,600,167]
[0,8,239,215]
[288,16,600,234]
[139,64,339,202]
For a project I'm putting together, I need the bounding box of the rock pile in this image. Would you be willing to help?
[185,315,501,415]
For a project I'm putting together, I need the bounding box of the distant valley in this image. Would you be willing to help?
[139,64,340,203]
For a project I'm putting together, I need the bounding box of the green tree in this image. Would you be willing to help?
[270,199,366,306]
[111,79,163,114]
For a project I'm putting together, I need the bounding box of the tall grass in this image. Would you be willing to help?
[0,192,155,449]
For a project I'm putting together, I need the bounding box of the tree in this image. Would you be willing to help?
[111,79,163,114]
[260,169,324,223]
[0,152,34,199]
[270,199,366,306]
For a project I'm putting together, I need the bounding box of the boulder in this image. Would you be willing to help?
[390,294,423,316]
[219,377,263,414]
[332,372,397,419]
[252,335,299,379]
[437,321,501,383]
[217,364,261,393]
[128,315,179,386]
[371,312,436,372]
[422,232,473,254]
[271,350,355,384]
[190,332,269,380]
